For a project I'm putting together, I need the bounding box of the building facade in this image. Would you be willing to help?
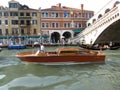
[0,0,40,45]
[0,0,94,45]
[41,3,94,43]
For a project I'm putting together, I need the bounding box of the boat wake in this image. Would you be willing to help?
[25,62,103,66]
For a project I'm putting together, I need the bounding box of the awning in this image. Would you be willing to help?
[28,36,40,38]
[73,30,82,33]
[0,35,48,39]
[0,36,11,39]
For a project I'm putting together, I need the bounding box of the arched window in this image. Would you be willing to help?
[92,19,96,23]
[98,14,102,19]
[105,8,110,14]
[88,23,91,26]
[113,1,120,7]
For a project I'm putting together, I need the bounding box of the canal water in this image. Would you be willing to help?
[0,46,120,90]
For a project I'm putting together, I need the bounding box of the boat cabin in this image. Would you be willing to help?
[57,48,93,56]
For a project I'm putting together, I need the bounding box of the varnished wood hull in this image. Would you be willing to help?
[16,52,105,63]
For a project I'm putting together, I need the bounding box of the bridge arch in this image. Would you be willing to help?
[62,31,72,42]
[62,31,71,39]
[94,19,120,44]
[51,32,60,43]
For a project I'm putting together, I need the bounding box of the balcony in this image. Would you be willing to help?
[19,16,31,19]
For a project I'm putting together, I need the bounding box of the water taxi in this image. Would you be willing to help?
[16,47,105,64]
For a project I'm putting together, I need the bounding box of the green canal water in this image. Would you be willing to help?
[0,46,120,90]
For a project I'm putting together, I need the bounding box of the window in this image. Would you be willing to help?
[42,23,49,28]
[20,20,24,25]
[46,23,49,27]
[32,12,37,16]
[4,12,9,17]
[26,20,30,25]
[78,23,82,27]
[32,20,37,25]
[56,23,58,27]
[55,13,58,17]
[52,23,59,28]
[52,23,55,27]
[33,29,37,34]
[86,13,92,18]
[9,3,18,8]
[51,12,59,17]
[11,20,18,25]
[0,12,2,17]
[0,20,1,25]
[21,29,24,35]
[42,23,45,27]
[5,20,8,25]
[26,13,30,16]
[20,12,24,16]
[12,29,18,35]
[64,23,67,28]
[0,29,2,35]
[10,12,18,16]
[51,12,55,17]
[5,29,9,35]
[45,12,48,17]
[74,23,82,28]
[64,23,70,28]
[42,12,44,17]
[42,12,49,17]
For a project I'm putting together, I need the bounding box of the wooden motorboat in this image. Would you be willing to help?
[16,47,106,64]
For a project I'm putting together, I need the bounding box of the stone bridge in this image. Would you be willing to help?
[69,0,120,45]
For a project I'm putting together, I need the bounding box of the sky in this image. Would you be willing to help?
[0,0,115,14]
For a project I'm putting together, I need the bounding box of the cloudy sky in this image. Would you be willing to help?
[0,0,115,14]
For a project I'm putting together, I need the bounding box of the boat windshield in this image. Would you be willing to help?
[60,51,78,54]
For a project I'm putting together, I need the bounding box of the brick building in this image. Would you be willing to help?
[41,3,94,43]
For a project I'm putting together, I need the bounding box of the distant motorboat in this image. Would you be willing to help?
[89,46,107,50]
[8,44,26,49]
[0,48,2,52]
[109,46,119,50]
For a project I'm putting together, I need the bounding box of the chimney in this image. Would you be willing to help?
[57,3,61,8]
[81,4,84,17]
[81,4,84,10]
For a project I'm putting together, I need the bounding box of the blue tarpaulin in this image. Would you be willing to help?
[73,30,82,33]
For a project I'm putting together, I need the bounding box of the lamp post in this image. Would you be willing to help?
[7,35,9,45]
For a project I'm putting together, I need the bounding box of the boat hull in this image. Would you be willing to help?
[16,52,105,63]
